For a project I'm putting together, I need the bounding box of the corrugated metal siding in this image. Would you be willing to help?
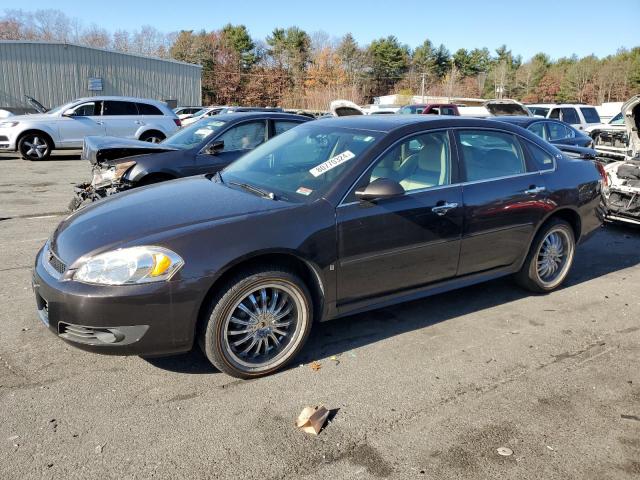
[0,42,202,109]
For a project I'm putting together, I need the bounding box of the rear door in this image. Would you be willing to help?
[336,130,463,304]
[102,101,141,138]
[194,120,267,174]
[455,129,550,275]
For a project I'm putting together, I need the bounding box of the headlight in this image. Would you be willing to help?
[0,121,19,128]
[74,246,184,285]
[92,161,136,187]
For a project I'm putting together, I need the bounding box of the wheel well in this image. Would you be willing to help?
[139,129,165,140]
[18,129,56,149]
[194,253,325,339]
[545,208,582,242]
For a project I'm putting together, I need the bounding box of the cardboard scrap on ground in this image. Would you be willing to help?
[296,405,330,435]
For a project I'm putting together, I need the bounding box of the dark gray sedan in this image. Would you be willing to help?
[35,116,604,378]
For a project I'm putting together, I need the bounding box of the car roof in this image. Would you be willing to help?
[71,96,169,106]
[199,111,311,122]
[527,103,595,108]
[312,115,533,133]
[491,115,540,126]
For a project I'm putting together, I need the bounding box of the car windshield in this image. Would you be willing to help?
[529,107,549,117]
[162,119,227,149]
[47,102,75,115]
[221,124,381,202]
[609,112,624,125]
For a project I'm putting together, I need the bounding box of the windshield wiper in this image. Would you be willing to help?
[228,181,276,200]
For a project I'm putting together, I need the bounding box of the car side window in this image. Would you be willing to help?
[458,130,526,182]
[365,131,451,193]
[527,122,547,140]
[549,108,560,119]
[72,102,99,116]
[136,103,163,115]
[526,142,555,171]
[218,121,266,152]
[103,101,139,116]
[561,108,580,125]
[274,120,302,136]
[547,122,570,141]
[441,107,455,115]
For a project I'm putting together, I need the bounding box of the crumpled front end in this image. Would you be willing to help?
[602,159,640,225]
[69,162,136,211]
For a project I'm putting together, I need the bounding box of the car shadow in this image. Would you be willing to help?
[144,225,640,375]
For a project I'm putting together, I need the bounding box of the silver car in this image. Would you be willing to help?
[0,96,180,160]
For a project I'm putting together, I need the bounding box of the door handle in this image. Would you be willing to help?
[432,202,458,216]
[523,186,546,195]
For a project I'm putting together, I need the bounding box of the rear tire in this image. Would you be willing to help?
[201,266,313,378]
[139,131,165,143]
[18,133,52,160]
[514,219,575,293]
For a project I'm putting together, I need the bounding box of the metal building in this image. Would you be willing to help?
[0,41,202,111]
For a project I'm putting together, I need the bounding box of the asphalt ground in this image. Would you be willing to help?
[1,152,639,479]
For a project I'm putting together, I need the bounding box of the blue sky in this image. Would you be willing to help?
[12,0,640,60]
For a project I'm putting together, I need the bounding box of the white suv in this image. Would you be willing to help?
[526,104,602,131]
[0,96,180,160]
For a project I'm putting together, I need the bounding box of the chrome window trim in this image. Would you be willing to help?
[337,126,557,208]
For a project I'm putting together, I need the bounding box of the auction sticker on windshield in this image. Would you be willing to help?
[309,151,355,177]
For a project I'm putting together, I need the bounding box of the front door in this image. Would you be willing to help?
[336,130,463,305]
[57,101,106,147]
[454,129,550,275]
[195,120,268,174]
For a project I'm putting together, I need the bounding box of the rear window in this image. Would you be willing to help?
[103,101,138,116]
[561,108,580,125]
[137,103,163,115]
[580,107,600,124]
[526,142,555,170]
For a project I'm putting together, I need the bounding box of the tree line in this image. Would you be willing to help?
[2,9,639,108]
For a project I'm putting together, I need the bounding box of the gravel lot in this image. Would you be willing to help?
[1,153,639,479]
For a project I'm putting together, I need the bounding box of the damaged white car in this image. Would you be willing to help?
[601,96,640,225]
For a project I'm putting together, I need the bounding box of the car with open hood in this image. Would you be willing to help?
[70,112,311,210]
[600,96,640,225]
[0,96,180,160]
[34,115,604,378]
[586,111,629,160]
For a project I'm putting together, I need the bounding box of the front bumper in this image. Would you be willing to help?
[0,128,17,150]
[32,246,205,356]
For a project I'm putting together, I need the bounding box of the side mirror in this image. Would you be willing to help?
[62,109,76,117]
[355,178,405,202]
[206,140,224,155]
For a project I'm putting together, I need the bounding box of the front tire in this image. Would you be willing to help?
[18,133,52,160]
[201,267,313,378]
[515,219,576,293]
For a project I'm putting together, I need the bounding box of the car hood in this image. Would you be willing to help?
[51,176,294,264]
[4,113,54,122]
[330,100,364,116]
[484,100,532,117]
[83,136,180,164]
[622,95,640,158]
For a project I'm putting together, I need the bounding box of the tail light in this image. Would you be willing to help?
[595,161,608,187]
[173,118,181,127]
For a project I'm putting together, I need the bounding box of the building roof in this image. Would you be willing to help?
[0,40,202,69]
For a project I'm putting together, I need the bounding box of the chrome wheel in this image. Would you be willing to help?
[22,135,49,159]
[535,228,574,288]
[222,282,307,371]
